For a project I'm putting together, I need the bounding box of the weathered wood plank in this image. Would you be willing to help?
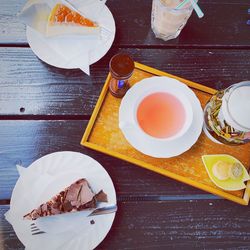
[0,47,104,116]
[1,200,250,249]
[0,120,213,200]
[0,47,250,116]
[1,0,250,47]
[0,0,26,44]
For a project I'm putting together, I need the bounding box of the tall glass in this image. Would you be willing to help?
[151,0,194,41]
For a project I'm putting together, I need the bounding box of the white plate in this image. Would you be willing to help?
[9,151,116,250]
[26,5,115,68]
[119,76,204,158]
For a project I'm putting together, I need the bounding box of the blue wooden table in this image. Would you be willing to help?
[0,0,250,249]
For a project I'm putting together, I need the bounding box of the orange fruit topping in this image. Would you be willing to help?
[65,13,73,22]
[49,4,96,27]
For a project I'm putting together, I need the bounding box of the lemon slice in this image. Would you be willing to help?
[202,154,250,191]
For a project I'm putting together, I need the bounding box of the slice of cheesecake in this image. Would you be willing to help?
[24,178,108,220]
[46,3,100,37]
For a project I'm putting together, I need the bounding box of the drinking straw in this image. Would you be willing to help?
[175,0,189,9]
[175,0,204,18]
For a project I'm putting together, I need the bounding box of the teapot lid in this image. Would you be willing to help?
[222,82,250,132]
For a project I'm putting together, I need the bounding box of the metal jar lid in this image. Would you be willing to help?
[109,53,134,80]
[221,81,250,132]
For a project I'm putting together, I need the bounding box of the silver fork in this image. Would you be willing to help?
[30,204,117,235]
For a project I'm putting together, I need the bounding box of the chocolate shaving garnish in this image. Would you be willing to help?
[52,202,59,209]
[65,182,82,202]
[62,201,73,212]
[95,190,108,202]
[77,185,83,202]
[81,198,96,209]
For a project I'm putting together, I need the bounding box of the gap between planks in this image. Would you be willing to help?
[1,44,250,50]
[0,115,91,120]
[0,194,221,205]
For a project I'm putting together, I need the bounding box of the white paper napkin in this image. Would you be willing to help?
[45,35,92,74]
[5,164,53,219]
[18,1,50,34]
[18,0,108,75]
[65,0,107,21]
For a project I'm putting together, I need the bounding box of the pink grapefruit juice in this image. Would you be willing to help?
[136,92,186,138]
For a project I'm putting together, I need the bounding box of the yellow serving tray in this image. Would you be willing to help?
[81,62,250,205]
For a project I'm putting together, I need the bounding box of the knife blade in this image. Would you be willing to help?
[89,204,117,216]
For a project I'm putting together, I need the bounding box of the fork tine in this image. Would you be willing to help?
[30,223,39,230]
[30,222,45,235]
[32,231,45,236]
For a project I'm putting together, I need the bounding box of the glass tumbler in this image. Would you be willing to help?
[151,0,194,41]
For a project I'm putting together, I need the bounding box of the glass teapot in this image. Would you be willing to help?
[203,81,250,145]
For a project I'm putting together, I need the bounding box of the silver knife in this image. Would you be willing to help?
[89,204,117,216]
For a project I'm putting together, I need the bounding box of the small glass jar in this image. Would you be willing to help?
[109,53,135,98]
[203,81,250,145]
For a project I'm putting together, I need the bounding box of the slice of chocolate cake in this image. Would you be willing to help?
[24,178,108,220]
